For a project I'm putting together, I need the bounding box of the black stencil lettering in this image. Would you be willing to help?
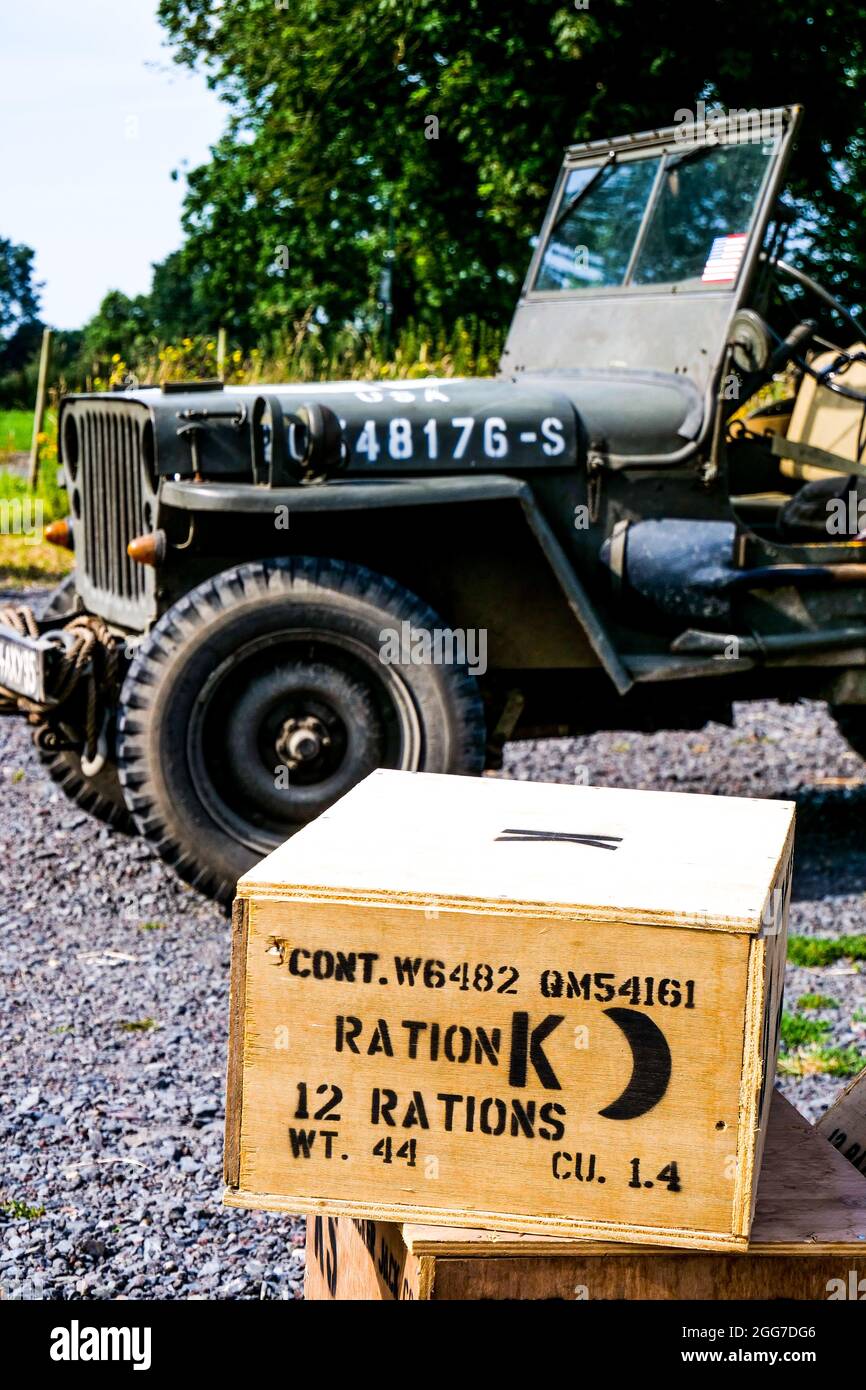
[288,1128,316,1158]
[598,1008,672,1121]
[371,1087,398,1125]
[401,1019,426,1057]
[367,1019,393,1056]
[437,1093,462,1131]
[335,1015,362,1053]
[508,1011,564,1090]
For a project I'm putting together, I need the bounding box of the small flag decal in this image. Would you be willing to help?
[701,234,747,283]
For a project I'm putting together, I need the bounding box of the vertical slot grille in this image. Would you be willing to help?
[70,400,154,627]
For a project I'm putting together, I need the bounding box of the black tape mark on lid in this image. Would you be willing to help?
[496,827,622,851]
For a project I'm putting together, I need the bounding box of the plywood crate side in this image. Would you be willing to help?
[732,914,790,1233]
[227,772,795,1249]
[304,1215,434,1301]
[816,1066,866,1178]
[227,901,768,1247]
[749,883,791,1219]
[224,898,249,1190]
[731,936,765,1237]
[741,830,793,1229]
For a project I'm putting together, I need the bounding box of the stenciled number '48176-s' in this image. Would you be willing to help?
[2,103,865,904]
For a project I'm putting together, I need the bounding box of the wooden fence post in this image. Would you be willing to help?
[28,328,53,490]
[217,327,227,381]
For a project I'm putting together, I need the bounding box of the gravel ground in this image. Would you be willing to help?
[0,595,864,1299]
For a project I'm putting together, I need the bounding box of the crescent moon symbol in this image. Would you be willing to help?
[598,1007,672,1121]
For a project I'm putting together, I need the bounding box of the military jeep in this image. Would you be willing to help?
[4,102,866,904]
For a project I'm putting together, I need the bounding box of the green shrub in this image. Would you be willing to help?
[787,935,866,967]
[780,1013,831,1048]
[796,993,838,1010]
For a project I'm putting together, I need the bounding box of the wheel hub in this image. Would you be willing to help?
[187,635,422,855]
[275,713,332,769]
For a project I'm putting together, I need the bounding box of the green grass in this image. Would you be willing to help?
[139,920,168,932]
[0,409,35,454]
[117,1017,157,1032]
[778,1045,866,1077]
[796,993,838,1010]
[0,459,67,523]
[0,412,71,582]
[787,935,866,967]
[110,319,504,390]
[0,534,74,584]
[1,1198,45,1220]
[780,1012,831,1048]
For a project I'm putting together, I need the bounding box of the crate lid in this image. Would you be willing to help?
[238,770,795,933]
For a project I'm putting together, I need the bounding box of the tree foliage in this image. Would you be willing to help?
[153,0,866,342]
[0,236,41,334]
[80,290,152,362]
[0,237,44,406]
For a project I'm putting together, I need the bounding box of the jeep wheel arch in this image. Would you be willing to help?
[158,474,632,695]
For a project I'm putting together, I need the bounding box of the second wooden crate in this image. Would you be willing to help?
[304,1093,866,1299]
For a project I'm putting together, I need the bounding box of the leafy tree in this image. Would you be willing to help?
[0,236,41,334]
[0,325,84,410]
[156,0,866,341]
[149,247,215,339]
[80,290,152,364]
[0,318,45,372]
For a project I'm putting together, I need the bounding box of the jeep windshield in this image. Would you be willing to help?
[534,140,777,293]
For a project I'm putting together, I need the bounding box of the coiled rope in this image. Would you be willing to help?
[0,605,119,760]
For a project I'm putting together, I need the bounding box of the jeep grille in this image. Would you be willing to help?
[61,399,158,630]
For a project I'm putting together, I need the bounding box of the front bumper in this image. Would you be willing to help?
[0,622,75,704]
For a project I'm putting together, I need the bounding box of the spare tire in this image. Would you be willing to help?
[117,557,486,904]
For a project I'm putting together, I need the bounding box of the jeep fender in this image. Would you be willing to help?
[160,474,632,694]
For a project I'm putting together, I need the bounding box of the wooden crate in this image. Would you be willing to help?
[816,1066,866,1178]
[225,770,794,1250]
[304,1092,866,1299]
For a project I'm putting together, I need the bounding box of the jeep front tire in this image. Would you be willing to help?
[116,557,486,904]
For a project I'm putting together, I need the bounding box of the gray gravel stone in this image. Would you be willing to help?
[0,594,863,1300]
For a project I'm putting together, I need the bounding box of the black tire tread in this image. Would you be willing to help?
[117,557,486,904]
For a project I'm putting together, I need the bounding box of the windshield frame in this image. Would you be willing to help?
[527,128,782,301]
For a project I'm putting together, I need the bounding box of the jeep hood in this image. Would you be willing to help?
[98,367,703,480]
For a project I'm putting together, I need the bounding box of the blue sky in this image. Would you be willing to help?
[0,0,226,329]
